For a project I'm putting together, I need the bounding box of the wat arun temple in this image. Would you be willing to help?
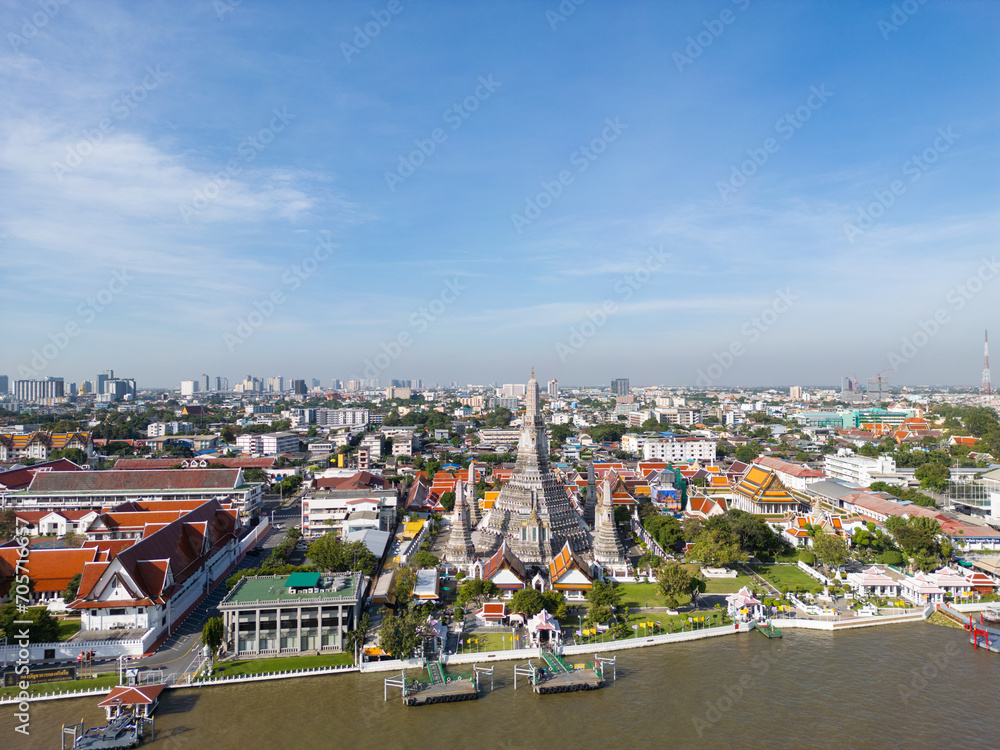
[444,370,626,572]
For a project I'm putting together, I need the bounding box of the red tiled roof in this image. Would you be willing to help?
[28,469,242,492]
[0,547,99,594]
[0,458,84,490]
[113,457,275,470]
[315,471,387,490]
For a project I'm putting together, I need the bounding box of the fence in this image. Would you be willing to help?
[239,518,271,554]
[630,517,669,561]
[0,627,157,664]
[560,621,751,656]
[797,560,831,585]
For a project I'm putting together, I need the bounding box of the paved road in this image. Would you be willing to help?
[132,522,288,681]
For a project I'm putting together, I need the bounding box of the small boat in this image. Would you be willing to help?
[983,604,1000,623]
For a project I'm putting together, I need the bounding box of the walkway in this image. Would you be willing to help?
[541,650,570,675]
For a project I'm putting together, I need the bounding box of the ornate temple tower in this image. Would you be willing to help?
[477,370,590,563]
[584,460,598,529]
[467,459,482,527]
[445,472,475,563]
[593,476,625,565]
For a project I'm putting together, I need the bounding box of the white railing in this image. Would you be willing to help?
[798,560,831,585]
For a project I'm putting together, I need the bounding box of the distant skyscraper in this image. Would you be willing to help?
[611,378,630,396]
[180,379,198,396]
[548,378,558,397]
[790,386,802,399]
[982,330,992,402]
[312,378,320,388]
[292,379,307,395]
[96,370,113,395]
[14,377,64,402]
[216,376,228,392]
[0,375,7,394]
[202,373,210,392]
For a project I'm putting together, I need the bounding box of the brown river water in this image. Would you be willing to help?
[4,623,998,750]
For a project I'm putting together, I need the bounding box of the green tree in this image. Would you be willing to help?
[688,525,747,566]
[811,532,848,568]
[540,590,568,621]
[411,550,439,568]
[643,514,684,552]
[734,443,761,463]
[456,578,500,609]
[307,534,378,575]
[203,616,224,657]
[63,573,82,603]
[510,588,546,616]
[655,562,699,608]
[378,609,421,659]
[0,509,17,541]
[915,462,949,493]
[49,447,89,465]
[0,604,60,643]
[393,565,418,603]
[345,611,369,659]
[585,581,624,625]
[439,491,456,513]
[858,442,879,458]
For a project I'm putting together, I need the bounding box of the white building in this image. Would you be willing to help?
[180,380,198,396]
[823,451,906,487]
[146,421,193,438]
[641,437,716,463]
[236,431,300,456]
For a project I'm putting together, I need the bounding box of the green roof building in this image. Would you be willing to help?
[218,572,364,656]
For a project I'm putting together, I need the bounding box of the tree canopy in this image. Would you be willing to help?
[656,562,700,608]
[307,534,378,576]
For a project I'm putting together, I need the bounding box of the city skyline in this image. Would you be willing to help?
[1,2,997,388]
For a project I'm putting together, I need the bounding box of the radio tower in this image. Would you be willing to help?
[983,330,992,406]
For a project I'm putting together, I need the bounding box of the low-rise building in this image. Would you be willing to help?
[218,571,364,655]
[641,437,716,463]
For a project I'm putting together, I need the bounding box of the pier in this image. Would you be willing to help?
[514,651,614,694]
[385,659,487,706]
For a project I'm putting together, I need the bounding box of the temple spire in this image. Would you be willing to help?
[445,473,475,563]
[593,476,625,565]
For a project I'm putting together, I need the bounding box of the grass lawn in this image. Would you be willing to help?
[58,617,82,641]
[0,672,118,700]
[458,631,519,653]
[617,581,692,609]
[214,652,354,678]
[702,573,756,594]
[568,609,728,644]
[751,564,817,592]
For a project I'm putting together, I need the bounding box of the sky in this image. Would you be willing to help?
[1,0,998,390]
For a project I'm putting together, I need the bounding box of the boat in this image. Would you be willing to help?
[982,604,1000,623]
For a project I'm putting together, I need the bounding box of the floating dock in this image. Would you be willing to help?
[63,713,149,749]
[756,621,783,639]
[513,651,614,694]
[391,659,481,706]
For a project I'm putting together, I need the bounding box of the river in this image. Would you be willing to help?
[5,622,998,750]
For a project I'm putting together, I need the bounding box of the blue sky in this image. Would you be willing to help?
[1,0,998,389]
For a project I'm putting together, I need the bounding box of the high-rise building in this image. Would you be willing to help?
[0,375,7,394]
[13,377,65,402]
[202,374,210,392]
[216,376,228,392]
[500,383,526,398]
[790,386,802,399]
[97,370,113,395]
[311,378,320,388]
[292,379,307,395]
[477,370,590,562]
[548,378,558,397]
[180,379,198,396]
[266,376,284,393]
[611,378,630,396]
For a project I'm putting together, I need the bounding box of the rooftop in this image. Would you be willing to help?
[221,572,362,605]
